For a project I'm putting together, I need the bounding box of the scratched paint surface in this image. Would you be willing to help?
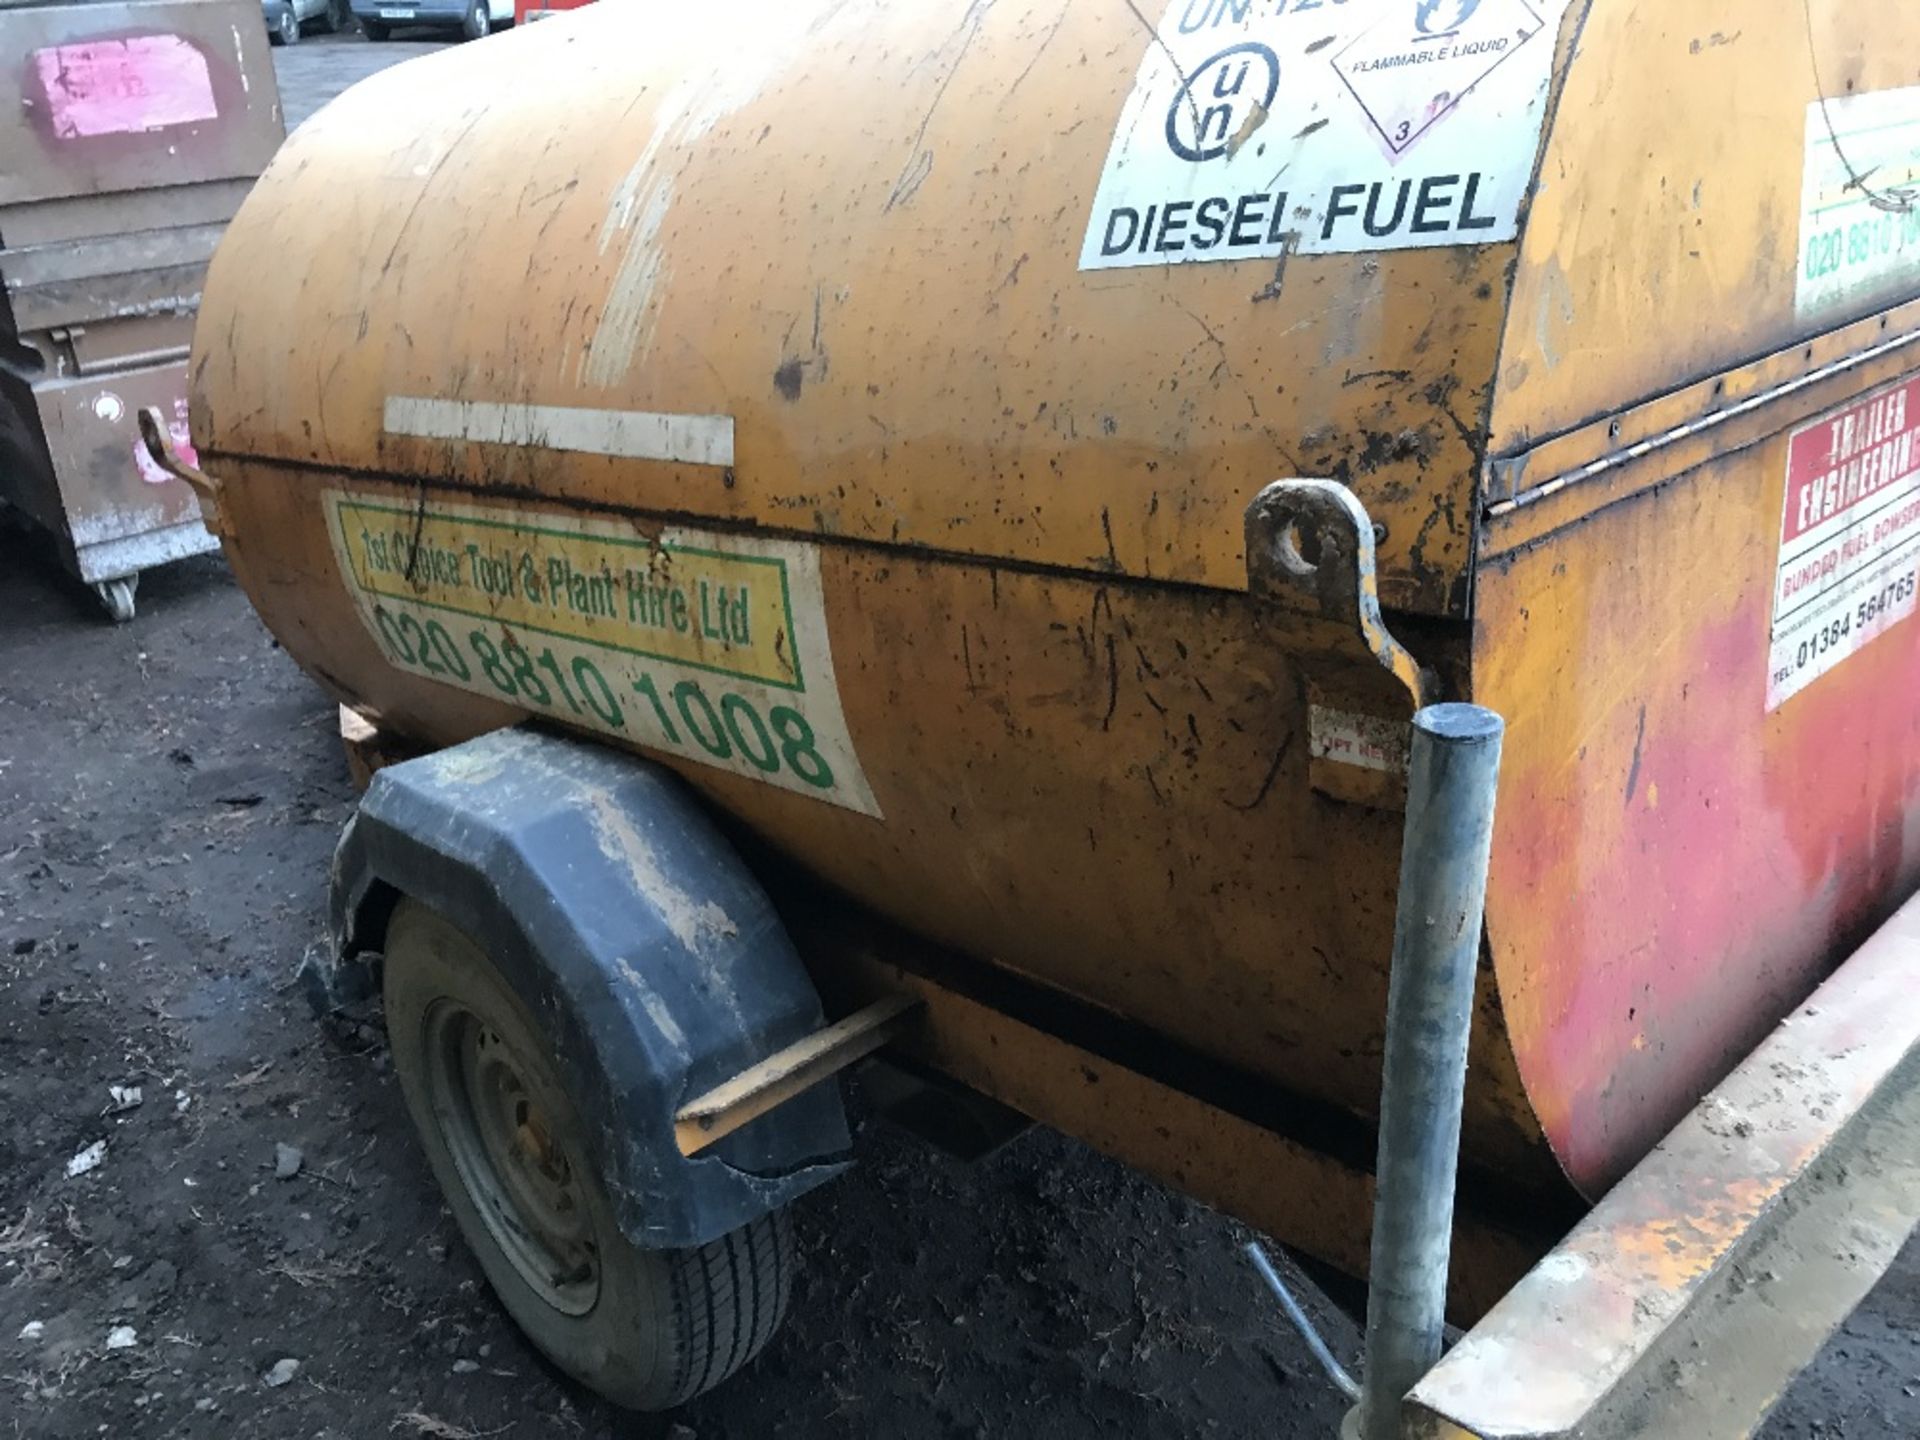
[1490,0,1914,451]
[211,461,1561,1197]
[196,0,1521,617]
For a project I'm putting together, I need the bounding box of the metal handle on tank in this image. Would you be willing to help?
[137,405,219,503]
[1354,703,1505,1440]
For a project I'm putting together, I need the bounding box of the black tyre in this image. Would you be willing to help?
[461,0,490,39]
[382,899,794,1410]
[322,0,350,32]
[270,2,299,44]
[361,16,390,37]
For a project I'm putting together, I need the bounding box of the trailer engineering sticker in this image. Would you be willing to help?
[322,491,881,817]
[1796,86,1920,320]
[1768,377,1920,711]
[1079,0,1575,270]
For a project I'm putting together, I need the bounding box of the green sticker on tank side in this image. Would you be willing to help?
[322,490,881,818]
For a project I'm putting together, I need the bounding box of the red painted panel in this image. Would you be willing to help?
[1478,408,1920,1195]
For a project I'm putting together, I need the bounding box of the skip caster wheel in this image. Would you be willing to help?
[92,576,138,623]
[381,899,796,1409]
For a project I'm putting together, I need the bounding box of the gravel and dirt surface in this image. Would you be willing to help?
[0,28,1915,1440]
[270,29,449,119]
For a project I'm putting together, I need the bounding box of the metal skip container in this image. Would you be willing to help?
[178,0,1920,1430]
[0,0,283,619]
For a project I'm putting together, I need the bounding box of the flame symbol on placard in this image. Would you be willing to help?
[1414,0,1480,35]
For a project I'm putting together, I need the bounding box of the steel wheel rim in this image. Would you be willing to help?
[281,8,296,39]
[422,998,600,1315]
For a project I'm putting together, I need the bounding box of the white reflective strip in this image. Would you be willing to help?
[383,398,734,467]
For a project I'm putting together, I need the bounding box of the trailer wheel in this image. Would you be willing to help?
[382,899,794,1410]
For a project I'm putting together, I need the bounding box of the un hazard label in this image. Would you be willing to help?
[1079,0,1573,270]
[1768,377,1920,710]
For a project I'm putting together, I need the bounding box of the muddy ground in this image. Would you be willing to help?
[0,540,1359,1439]
[0,31,1916,1440]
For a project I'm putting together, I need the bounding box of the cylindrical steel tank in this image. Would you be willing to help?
[190,0,1920,1259]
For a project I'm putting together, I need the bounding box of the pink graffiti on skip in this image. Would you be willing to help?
[133,398,198,486]
[133,423,198,486]
[31,36,218,139]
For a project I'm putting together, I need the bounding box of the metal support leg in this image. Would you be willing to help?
[1355,703,1504,1440]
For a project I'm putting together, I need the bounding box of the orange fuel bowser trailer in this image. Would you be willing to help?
[149,0,1920,1432]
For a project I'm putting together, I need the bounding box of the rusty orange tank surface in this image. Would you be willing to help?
[189,0,1920,1291]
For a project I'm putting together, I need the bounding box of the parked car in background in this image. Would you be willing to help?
[264,0,349,44]
[356,0,509,41]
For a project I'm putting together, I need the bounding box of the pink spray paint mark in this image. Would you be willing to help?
[31,36,218,140]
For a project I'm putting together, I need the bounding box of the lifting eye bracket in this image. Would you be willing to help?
[1244,480,1436,809]
[1244,479,1434,711]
